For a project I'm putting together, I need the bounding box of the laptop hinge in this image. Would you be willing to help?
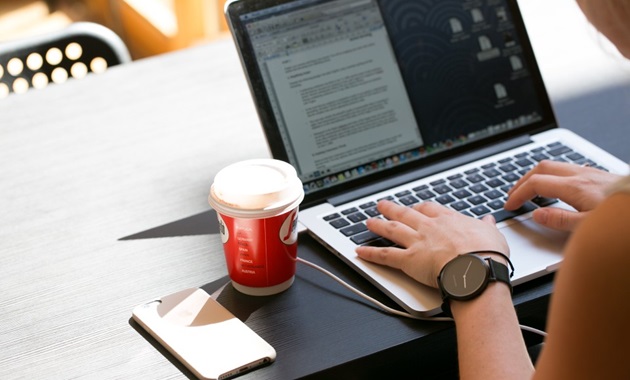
[327,135,533,207]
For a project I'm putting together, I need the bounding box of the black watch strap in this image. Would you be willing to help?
[486,257,512,292]
[441,257,512,318]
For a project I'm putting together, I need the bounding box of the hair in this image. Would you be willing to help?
[577,0,630,58]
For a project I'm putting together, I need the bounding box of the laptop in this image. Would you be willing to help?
[224,0,628,316]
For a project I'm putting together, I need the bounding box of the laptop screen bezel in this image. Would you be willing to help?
[225,0,558,209]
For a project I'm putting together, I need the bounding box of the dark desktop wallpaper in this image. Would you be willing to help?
[378,0,543,146]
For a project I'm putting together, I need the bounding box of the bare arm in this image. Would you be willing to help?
[356,201,534,380]
[534,191,630,379]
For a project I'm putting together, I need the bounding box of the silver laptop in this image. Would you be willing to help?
[225,0,628,316]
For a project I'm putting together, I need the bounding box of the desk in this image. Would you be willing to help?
[2,0,629,378]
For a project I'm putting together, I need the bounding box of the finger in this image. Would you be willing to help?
[480,214,497,226]
[355,245,407,270]
[411,200,452,217]
[531,208,584,232]
[377,200,429,228]
[365,216,420,248]
[508,160,581,196]
[504,174,574,210]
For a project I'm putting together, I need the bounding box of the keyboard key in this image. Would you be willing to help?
[359,201,376,209]
[340,223,368,237]
[466,173,485,183]
[416,189,436,200]
[515,158,534,167]
[486,178,505,188]
[531,196,558,207]
[430,179,446,186]
[347,212,368,223]
[412,184,428,192]
[341,207,358,215]
[566,152,584,162]
[451,201,470,211]
[351,230,380,245]
[502,173,520,183]
[491,202,537,222]
[471,205,491,216]
[365,207,381,217]
[488,200,504,210]
[363,237,395,247]
[399,195,419,206]
[531,153,549,162]
[449,179,469,189]
[436,194,455,205]
[499,163,518,173]
[548,145,572,157]
[484,190,504,199]
[482,168,501,178]
[395,190,411,197]
[453,189,472,199]
[323,213,340,221]
[468,195,487,205]
[469,184,489,193]
[433,184,452,194]
[330,218,350,229]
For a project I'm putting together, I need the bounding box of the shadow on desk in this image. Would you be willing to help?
[127,232,550,379]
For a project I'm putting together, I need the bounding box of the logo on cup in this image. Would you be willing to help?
[279,209,298,245]
[217,213,229,244]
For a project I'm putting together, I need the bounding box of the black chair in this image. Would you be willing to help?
[0,22,131,98]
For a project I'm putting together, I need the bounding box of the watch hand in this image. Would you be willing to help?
[463,261,472,276]
[463,261,472,289]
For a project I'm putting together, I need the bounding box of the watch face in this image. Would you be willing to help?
[440,255,489,300]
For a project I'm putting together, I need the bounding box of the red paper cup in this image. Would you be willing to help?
[208,159,304,296]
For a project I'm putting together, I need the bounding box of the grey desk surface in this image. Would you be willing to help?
[1,0,629,378]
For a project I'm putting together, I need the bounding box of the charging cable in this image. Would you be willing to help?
[297,257,548,338]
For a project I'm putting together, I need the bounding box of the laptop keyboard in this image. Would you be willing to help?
[322,141,608,248]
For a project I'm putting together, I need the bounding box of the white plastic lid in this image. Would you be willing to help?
[208,159,304,218]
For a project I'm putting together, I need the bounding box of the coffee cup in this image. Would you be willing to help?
[208,159,304,296]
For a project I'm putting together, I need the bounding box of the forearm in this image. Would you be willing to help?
[451,282,534,380]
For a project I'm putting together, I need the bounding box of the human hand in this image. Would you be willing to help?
[504,160,622,232]
[355,200,509,289]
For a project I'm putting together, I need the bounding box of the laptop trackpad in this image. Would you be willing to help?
[499,217,568,284]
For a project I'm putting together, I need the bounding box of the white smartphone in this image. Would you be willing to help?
[132,287,276,380]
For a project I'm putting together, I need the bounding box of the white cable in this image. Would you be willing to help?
[297,256,547,337]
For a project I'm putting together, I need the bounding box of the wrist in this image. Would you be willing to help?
[450,280,513,318]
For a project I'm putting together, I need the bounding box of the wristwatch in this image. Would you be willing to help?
[438,253,513,317]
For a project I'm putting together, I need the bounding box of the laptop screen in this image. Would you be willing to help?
[227,0,554,205]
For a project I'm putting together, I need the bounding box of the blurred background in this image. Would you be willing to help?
[0,0,229,60]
